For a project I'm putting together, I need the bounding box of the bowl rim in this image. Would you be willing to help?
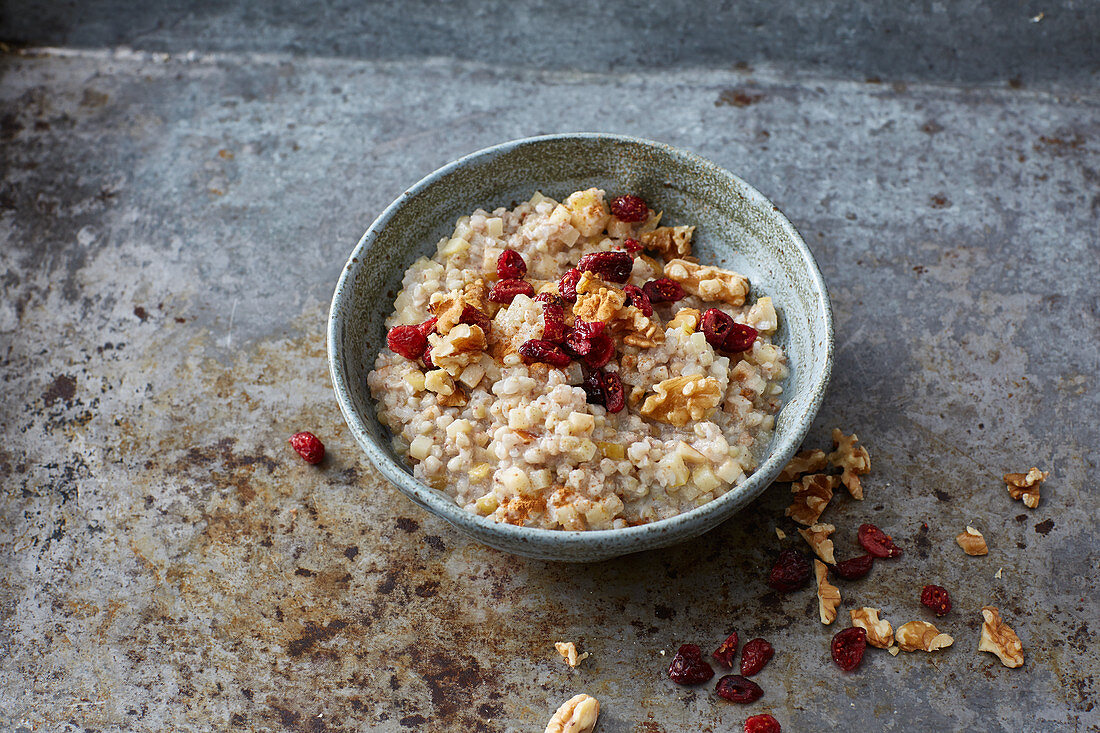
[327,132,833,552]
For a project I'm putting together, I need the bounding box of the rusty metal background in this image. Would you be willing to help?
[1,7,1098,731]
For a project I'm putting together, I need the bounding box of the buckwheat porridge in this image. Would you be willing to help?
[367,188,787,530]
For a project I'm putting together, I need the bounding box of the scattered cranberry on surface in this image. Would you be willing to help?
[578,250,634,283]
[725,322,758,352]
[712,632,739,668]
[289,432,324,465]
[642,277,684,304]
[387,324,429,360]
[489,278,535,304]
[920,584,952,616]
[582,369,625,413]
[623,284,653,317]
[767,549,811,592]
[668,644,715,686]
[739,638,774,676]
[459,305,491,335]
[582,333,615,369]
[559,268,582,301]
[857,523,903,558]
[496,249,527,280]
[422,347,434,368]
[744,714,781,733]
[623,237,642,254]
[610,194,649,222]
[830,627,867,671]
[832,554,874,581]
[415,316,438,337]
[565,320,613,368]
[701,308,735,348]
[518,339,572,368]
[715,675,764,703]
[539,300,567,343]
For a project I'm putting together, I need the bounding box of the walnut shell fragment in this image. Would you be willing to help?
[798,522,836,564]
[777,449,828,482]
[850,607,895,649]
[896,621,954,652]
[545,693,600,733]
[814,560,841,625]
[785,474,836,526]
[978,606,1024,668]
[1003,467,1048,509]
[827,429,870,500]
[554,641,590,669]
[956,526,989,556]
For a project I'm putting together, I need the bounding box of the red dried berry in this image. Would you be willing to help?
[489,278,535,304]
[643,277,684,304]
[582,332,615,369]
[578,250,634,283]
[563,320,607,357]
[858,523,903,558]
[920,584,952,616]
[833,554,874,581]
[831,627,867,671]
[767,549,810,592]
[534,292,564,306]
[518,339,572,368]
[559,268,582,302]
[582,371,605,406]
[416,316,438,337]
[623,238,642,254]
[602,370,625,413]
[715,675,763,704]
[289,431,324,465]
[712,632,739,668]
[610,194,649,223]
[422,347,434,368]
[459,304,491,335]
[540,301,567,343]
[387,324,429,360]
[623,284,653,317]
[725,323,759,352]
[701,308,735,349]
[668,644,714,685]
[572,319,607,339]
[744,714,781,733]
[496,249,527,280]
[739,638,774,676]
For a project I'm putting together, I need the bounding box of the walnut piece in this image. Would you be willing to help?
[554,641,590,669]
[785,474,836,526]
[639,225,695,259]
[777,449,828,482]
[423,369,456,396]
[663,258,749,306]
[573,271,626,323]
[956,526,989,556]
[545,693,600,733]
[639,374,722,427]
[827,429,870,500]
[436,386,468,408]
[799,522,836,564]
[814,559,841,625]
[615,306,665,348]
[850,607,894,649]
[429,289,467,335]
[896,621,954,652]
[978,606,1024,668]
[667,307,701,334]
[464,278,490,315]
[428,323,487,377]
[1003,467,1048,509]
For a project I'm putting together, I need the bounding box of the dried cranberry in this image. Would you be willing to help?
[387,324,429,360]
[623,238,642,254]
[559,268,582,302]
[496,249,527,280]
[459,304,491,335]
[518,339,572,368]
[610,194,649,222]
[416,316,438,337]
[563,320,606,357]
[572,319,607,339]
[767,549,810,592]
[602,370,625,413]
[715,675,763,704]
[830,627,867,671]
[582,371,605,406]
[643,277,684,304]
[489,278,535,304]
[668,644,714,685]
[289,431,324,465]
[582,333,615,369]
[422,346,434,368]
[920,584,952,616]
[857,523,903,558]
[712,632,739,668]
[540,301,567,343]
[833,554,874,581]
[725,323,758,352]
[534,292,563,306]
[701,308,735,349]
[623,284,653,317]
[739,638,774,676]
[578,250,634,283]
[744,714,781,733]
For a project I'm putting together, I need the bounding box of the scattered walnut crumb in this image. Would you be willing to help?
[798,522,836,564]
[554,641,590,669]
[850,607,895,649]
[978,606,1024,668]
[775,527,786,540]
[814,560,841,625]
[887,645,900,656]
[896,621,954,652]
[785,474,836,526]
[956,526,989,556]
[1003,467,1048,509]
[545,693,600,733]
[777,449,828,482]
[666,307,701,334]
[995,567,1003,579]
[827,429,870,500]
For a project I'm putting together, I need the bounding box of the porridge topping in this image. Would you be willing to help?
[609,194,650,222]
[785,474,836,526]
[776,448,828,482]
[849,607,894,649]
[639,374,723,427]
[956,526,989,555]
[827,429,870,500]
[814,560,841,625]
[545,693,600,733]
[1003,467,1047,508]
[288,431,325,465]
[744,714,782,733]
[639,225,695,259]
[978,606,1024,668]
[896,621,953,652]
[798,522,836,564]
[664,258,750,305]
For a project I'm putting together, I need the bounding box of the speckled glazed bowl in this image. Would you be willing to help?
[328,134,832,562]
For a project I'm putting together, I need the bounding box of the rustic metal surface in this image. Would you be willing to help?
[1,15,1098,732]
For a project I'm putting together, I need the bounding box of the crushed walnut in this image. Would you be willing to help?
[667,307,701,334]
[615,306,665,348]
[850,607,894,649]
[798,522,836,564]
[978,606,1024,668]
[639,374,722,427]
[777,449,828,482]
[827,429,870,500]
[428,323,488,378]
[573,271,626,322]
[424,368,457,396]
[1003,467,1048,509]
[429,289,467,334]
[639,225,695,259]
[956,526,989,556]
[814,560,841,625]
[785,474,836,526]
[544,693,600,733]
[554,641,590,669]
[896,621,954,652]
[663,258,749,306]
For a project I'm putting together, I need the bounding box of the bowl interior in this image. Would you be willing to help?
[329,134,832,562]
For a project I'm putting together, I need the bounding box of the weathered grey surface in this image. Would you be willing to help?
[1,23,1098,733]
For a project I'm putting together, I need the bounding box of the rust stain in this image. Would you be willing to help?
[715,88,764,107]
[42,373,76,406]
[1034,518,1055,535]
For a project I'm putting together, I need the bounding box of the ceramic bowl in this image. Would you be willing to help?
[328,134,833,562]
